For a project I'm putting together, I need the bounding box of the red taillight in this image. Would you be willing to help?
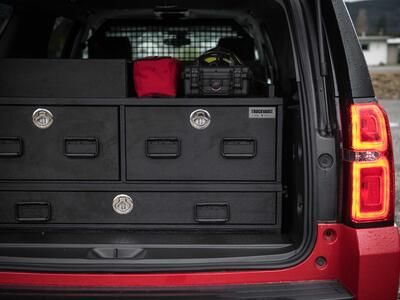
[351,159,390,222]
[345,102,394,225]
[351,104,388,151]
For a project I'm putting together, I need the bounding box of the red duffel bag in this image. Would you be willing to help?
[133,57,181,97]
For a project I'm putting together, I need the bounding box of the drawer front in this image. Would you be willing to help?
[0,106,119,180]
[126,106,279,181]
[0,191,279,226]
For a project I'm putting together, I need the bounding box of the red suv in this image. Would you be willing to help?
[0,0,398,299]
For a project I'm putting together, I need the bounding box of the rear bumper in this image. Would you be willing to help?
[0,281,352,299]
[0,224,398,300]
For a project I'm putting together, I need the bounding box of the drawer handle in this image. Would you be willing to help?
[16,202,51,222]
[0,137,23,157]
[195,203,230,224]
[221,138,257,158]
[64,137,99,158]
[146,138,181,158]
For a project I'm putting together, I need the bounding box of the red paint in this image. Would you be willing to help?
[0,224,398,300]
[339,225,400,300]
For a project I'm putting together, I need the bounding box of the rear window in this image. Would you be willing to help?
[88,20,257,61]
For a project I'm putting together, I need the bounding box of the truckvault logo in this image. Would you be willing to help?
[249,107,276,119]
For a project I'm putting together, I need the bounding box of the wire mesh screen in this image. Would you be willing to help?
[104,23,243,61]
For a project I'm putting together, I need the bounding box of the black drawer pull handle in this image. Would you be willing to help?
[221,138,257,158]
[0,137,23,157]
[146,138,181,158]
[16,202,51,222]
[195,203,230,224]
[64,138,99,158]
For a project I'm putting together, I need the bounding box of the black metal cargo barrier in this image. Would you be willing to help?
[0,97,283,229]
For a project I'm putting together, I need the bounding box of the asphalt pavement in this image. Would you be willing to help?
[379,100,400,225]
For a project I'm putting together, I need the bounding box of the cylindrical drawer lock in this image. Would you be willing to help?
[32,108,54,129]
[112,194,134,215]
[190,109,211,130]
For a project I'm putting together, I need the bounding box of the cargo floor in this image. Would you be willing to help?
[0,230,294,262]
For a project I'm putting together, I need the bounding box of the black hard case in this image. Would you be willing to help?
[184,66,250,97]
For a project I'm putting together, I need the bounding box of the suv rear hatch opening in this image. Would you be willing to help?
[0,0,314,272]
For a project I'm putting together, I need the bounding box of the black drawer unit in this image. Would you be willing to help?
[126,99,282,182]
[0,106,120,181]
[0,98,283,229]
[0,191,280,227]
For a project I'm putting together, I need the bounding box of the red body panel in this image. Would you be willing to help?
[0,224,398,300]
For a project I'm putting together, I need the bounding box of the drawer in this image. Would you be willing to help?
[0,191,280,226]
[126,105,280,181]
[0,106,120,180]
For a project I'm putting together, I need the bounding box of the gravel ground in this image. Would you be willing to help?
[369,66,400,74]
[370,67,400,100]
[379,100,400,225]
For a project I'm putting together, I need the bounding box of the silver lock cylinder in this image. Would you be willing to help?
[190,109,211,130]
[32,108,54,129]
[112,194,134,215]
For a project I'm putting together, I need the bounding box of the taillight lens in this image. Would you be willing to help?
[351,104,388,151]
[351,158,390,222]
[345,102,394,225]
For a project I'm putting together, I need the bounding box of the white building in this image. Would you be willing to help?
[387,38,400,65]
[359,36,389,66]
